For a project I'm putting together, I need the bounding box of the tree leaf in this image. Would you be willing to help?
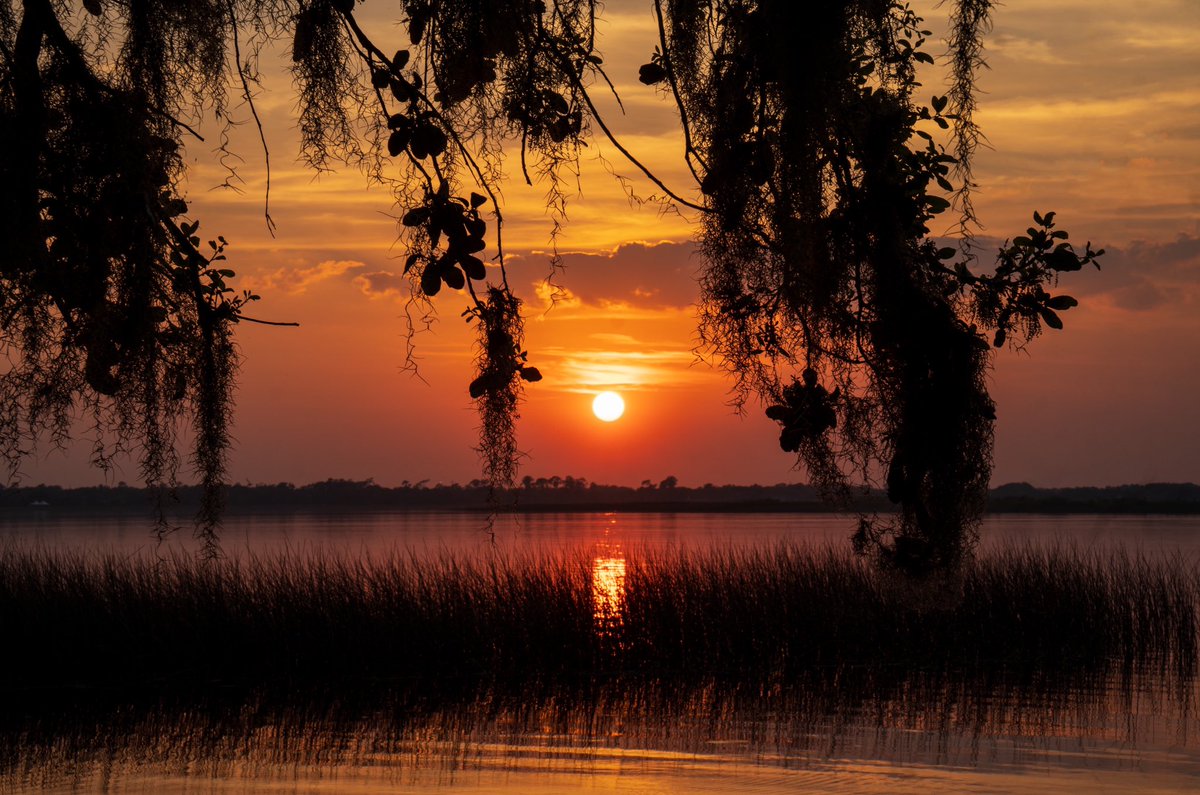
[420,264,441,296]
[638,62,667,85]
[1049,247,1083,272]
[401,207,429,227]
[459,254,486,280]
[925,195,951,214]
[390,78,413,104]
[1038,306,1063,329]
[1045,295,1077,310]
[412,123,447,158]
[469,373,503,399]
[387,129,409,157]
[441,264,465,290]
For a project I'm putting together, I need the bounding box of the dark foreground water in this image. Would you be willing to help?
[3,511,1199,793]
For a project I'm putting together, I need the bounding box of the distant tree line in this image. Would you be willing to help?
[2,479,1198,515]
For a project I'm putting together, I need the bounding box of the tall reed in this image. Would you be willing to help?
[0,542,1195,699]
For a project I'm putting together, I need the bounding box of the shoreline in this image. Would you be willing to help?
[4,501,1200,517]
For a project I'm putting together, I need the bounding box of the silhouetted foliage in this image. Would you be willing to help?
[0,1,1101,570]
[0,0,286,552]
[651,0,1103,573]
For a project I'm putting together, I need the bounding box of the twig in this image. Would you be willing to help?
[226,0,275,236]
[238,316,300,327]
[653,0,707,184]
[556,50,708,214]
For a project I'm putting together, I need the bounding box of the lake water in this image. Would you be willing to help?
[5,509,1200,557]
[3,511,1199,793]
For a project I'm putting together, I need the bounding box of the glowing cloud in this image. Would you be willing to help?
[247,259,366,295]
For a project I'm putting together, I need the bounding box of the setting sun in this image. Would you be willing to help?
[592,392,626,422]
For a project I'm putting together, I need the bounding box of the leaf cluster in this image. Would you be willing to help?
[964,212,1103,348]
[401,186,489,296]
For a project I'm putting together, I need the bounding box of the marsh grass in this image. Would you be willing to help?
[3,541,1199,785]
[1,541,1195,699]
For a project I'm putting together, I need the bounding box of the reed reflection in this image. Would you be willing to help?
[7,671,1198,794]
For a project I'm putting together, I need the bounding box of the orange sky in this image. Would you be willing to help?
[19,0,1200,488]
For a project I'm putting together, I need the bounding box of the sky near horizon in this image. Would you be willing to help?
[17,0,1200,489]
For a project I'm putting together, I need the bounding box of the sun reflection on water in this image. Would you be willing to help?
[591,550,626,626]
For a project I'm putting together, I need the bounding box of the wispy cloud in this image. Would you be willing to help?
[590,332,640,345]
[247,259,366,295]
[1086,234,1200,313]
[355,270,409,299]
[518,241,700,311]
[990,33,1070,65]
[535,346,713,394]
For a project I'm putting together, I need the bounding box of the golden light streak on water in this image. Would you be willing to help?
[592,552,626,625]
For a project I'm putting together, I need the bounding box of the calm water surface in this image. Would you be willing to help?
[4,510,1199,793]
[5,509,1200,556]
